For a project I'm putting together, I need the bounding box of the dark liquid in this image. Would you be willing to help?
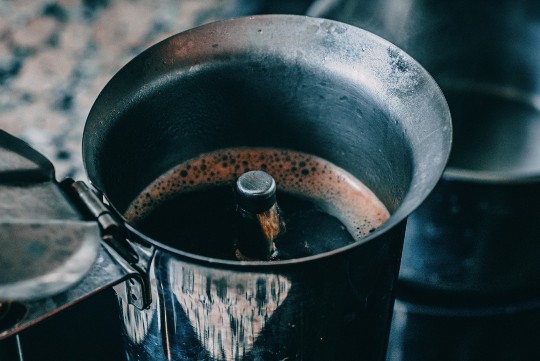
[126,148,389,261]
[136,186,356,260]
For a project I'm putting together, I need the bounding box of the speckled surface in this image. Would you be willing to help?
[0,0,314,181]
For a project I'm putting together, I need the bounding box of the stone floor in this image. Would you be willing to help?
[0,0,315,180]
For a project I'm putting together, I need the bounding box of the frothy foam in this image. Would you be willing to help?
[125,148,390,242]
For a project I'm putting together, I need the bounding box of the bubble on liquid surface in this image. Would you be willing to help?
[125,148,390,242]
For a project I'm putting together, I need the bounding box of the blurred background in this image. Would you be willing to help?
[0,0,314,180]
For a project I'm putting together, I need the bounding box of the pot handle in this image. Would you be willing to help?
[61,179,154,311]
[0,130,153,339]
[0,219,154,340]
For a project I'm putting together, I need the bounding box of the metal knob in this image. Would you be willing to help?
[236,170,277,213]
[235,171,283,260]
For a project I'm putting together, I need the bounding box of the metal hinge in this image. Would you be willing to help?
[61,179,153,310]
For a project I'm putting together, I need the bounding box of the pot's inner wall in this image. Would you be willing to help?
[92,58,413,216]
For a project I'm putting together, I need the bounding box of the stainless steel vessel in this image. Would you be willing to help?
[0,15,452,360]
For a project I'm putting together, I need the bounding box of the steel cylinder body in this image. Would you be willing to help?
[83,15,451,360]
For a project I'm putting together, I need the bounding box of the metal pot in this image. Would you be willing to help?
[393,87,540,359]
[387,297,540,361]
[0,15,451,361]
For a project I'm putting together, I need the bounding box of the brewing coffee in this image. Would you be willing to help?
[125,148,389,260]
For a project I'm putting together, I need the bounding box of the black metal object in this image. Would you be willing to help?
[401,179,540,299]
[387,298,540,361]
[81,15,451,361]
[235,170,282,260]
[16,289,125,361]
[0,335,22,361]
[236,171,277,214]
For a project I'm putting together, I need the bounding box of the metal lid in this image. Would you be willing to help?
[0,130,101,301]
[236,170,277,213]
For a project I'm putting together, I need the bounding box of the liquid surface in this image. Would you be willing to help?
[125,148,390,260]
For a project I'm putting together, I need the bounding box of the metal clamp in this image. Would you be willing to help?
[61,179,153,310]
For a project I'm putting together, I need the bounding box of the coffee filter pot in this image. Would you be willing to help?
[0,15,451,360]
[83,16,451,225]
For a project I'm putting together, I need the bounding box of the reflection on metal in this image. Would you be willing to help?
[0,220,100,300]
[169,260,291,360]
[0,131,102,301]
[116,261,157,345]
